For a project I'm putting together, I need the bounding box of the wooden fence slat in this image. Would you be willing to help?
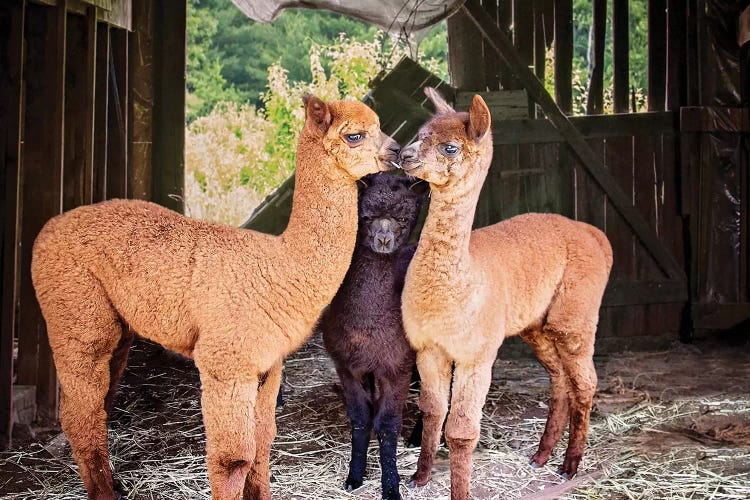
[0,0,26,449]
[128,0,153,201]
[613,0,630,113]
[84,7,96,204]
[106,27,127,199]
[666,0,687,110]
[462,0,686,286]
[447,8,485,90]
[554,0,573,113]
[587,0,606,114]
[93,23,110,202]
[648,0,667,111]
[18,0,67,421]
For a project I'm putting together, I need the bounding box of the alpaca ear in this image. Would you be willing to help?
[467,94,491,142]
[408,179,430,196]
[302,93,332,134]
[424,87,454,114]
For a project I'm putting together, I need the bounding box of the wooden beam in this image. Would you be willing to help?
[18,0,67,421]
[462,0,687,282]
[0,0,26,450]
[554,0,573,114]
[613,0,630,112]
[84,7,96,204]
[586,0,606,114]
[151,0,185,213]
[93,22,109,202]
[648,0,667,111]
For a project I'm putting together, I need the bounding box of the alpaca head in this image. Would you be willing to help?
[358,173,427,254]
[302,95,400,179]
[398,87,492,190]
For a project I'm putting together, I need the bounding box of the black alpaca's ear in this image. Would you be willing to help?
[358,173,377,190]
[424,86,454,114]
[467,94,491,142]
[302,94,332,134]
[408,179,430,197]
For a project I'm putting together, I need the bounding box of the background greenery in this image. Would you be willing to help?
[185,0,648,224]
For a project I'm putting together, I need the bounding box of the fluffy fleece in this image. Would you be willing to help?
[398,88,613,499]
[31,96,397,500]
[321,173,426,500]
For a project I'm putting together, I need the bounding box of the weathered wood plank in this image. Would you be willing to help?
[605,136,635,281]
[447,7,485,90]
[554,0,573,113]
[151,0,185,213]
[462,0,686,284]
[613,0,629,113]
[587,0,606,114]
[680,106,750,132]
[18,0,66,421]
[633,134,663,280]
[106,27,127,199]
[648,0,667,111]
[455,90,528,120]
[128,0,153,201]
[0,0,26,449]
[63,11,94,211]
[513,0,534,95]
[603,279,688,306]
[93,22,109,202]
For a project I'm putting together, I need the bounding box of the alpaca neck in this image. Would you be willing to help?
[416,182,483,272]
[281,134,359,302]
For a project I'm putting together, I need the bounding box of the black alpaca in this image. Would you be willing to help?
[321,173,427,500]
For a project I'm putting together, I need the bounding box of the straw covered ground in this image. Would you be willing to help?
[1,333,749,499]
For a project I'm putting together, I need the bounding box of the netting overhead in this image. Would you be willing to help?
[231,0,463,43]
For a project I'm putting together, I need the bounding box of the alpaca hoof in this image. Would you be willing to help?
[382,488,402,500]
[559,471,570,480]
[406,480,418,489]
[529,457,543,469]
[345,477,364,491]
[404,437,421,448]
[407,473,429,489]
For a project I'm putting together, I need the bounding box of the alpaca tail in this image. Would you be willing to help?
[587,226,614,274]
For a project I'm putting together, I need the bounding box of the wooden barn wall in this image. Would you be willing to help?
[0,0,185,448]
[448,0,690,353]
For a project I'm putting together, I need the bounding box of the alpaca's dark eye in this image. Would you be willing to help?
[344,133,365,144]
[439,143,460,157]
[397,217,406,223]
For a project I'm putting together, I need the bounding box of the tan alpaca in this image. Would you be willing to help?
[399,88,612,499]
[31,96,397,500]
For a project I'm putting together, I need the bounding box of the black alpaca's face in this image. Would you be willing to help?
[358,174,426,254]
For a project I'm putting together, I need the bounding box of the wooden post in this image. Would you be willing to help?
[586,0,606,114]
[554,0,573,114]
[447,7,485,90]
[108,27,128,199]
[94,23,110,202]
[128,0,153,201]
[151,0,185,213]
[0,0,26,449]
[613,0,630,113]
[18,0,67,421]
[666,0,687,110]
[648,0,667,111]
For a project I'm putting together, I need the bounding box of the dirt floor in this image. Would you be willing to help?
[1,333,749,499]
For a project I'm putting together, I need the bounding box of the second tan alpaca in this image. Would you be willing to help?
[399,88,612,499]
[31,96,397,500]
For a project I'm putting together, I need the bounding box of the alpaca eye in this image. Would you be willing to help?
[439,143,460,157]
[344,133,365,144]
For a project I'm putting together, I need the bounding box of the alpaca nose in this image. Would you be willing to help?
[378,235,392,247]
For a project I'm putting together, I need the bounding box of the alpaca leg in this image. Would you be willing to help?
[104,326,135,417]
[408,347,452,488]
[244,361,282,500]
[58,366,117,500]
[520,329,571,468]
[444,361,493,500]
[199,373,259,500]
[337,367,374,491]
[373,371,411,500]
[556,336,597,479]
[405,413,423,448]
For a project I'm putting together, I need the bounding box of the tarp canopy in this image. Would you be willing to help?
[231,0,463,44]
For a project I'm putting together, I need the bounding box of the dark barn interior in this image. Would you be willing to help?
[1,0,750,498]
